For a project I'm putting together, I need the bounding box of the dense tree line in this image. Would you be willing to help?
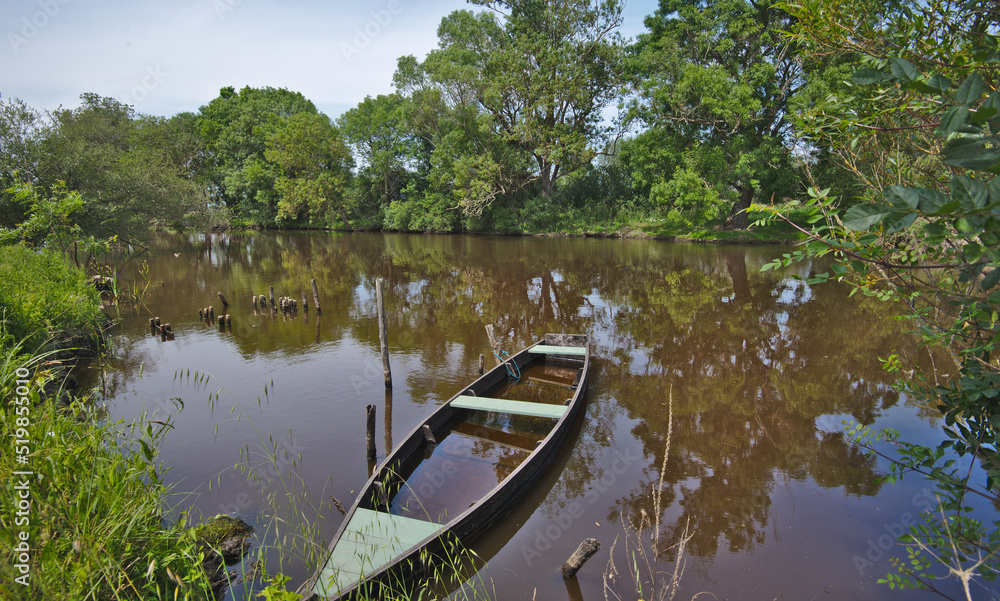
[1,0,850,243]
[7,0,955,246]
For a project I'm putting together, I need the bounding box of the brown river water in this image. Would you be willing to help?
[82,231,981,600]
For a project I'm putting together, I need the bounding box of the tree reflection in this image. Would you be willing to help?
[92,233,930,567]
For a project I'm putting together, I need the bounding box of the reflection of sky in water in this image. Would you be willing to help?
[84,233,961,601]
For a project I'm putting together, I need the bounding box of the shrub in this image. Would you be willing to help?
[0,244,104,348]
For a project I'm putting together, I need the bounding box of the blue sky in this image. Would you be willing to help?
[1,0,655,120]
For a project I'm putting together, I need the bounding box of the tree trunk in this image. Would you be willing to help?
[538,157,556,198]
[727,186,754,230]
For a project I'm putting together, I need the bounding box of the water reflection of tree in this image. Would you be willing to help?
[94,233,929,567]
[593,248,915,560]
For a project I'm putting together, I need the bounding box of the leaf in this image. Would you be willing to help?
[941,136,1000,171]
[884,185,921,210]
[980,268,1000,291]
[889,57,919,81]
[926,73,953,92]
[951,174,989,210]
[885,211,918,234]
[937,105,970,135]
[956,72,986,105]
[852,67,890,85]
[844,204,893,230]
[916,188,951,213]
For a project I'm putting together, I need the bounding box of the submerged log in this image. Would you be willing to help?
[561,538,601,578]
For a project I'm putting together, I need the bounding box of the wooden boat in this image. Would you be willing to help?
[308,333,590,600]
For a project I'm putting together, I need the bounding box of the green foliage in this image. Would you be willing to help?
[629,0,803,229]
[0,245,103,349]
[198,86,319,226]
[393,0,625,219]
[1,180,84,254]
[338,93,419,220]
[0,324,212,600]
[265,112,354,226]
[256,574,298,601]
[36,94,209,247]
[760,0,1000,596]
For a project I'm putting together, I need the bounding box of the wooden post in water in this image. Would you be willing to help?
[365,404,377,459]
[217,292,229,309]
[302,291,308,313]
[268,287,276,310]
[252,296,257,310]
[485,324,502,366]
[310,279,321,314]
[561,538,601,578]
[478,354,485,375]
[376,278,392,389]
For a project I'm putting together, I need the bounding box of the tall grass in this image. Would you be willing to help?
[0,332,214,600]
[603,386,698,601]
[0,244,105,349]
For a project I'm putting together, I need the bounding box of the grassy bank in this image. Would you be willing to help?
[0,245,213,600]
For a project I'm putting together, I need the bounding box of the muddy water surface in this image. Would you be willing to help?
[86,232,971,600]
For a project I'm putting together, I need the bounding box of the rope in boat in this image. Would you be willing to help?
[494,349,521,380]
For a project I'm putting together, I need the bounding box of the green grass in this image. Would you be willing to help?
[0,332,215,600]
[0,244,105,349]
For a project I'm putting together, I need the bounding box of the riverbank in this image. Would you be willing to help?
[219,201,810,245]
[0,244,217,600]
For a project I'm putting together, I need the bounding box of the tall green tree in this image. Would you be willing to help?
[35,94,206,249]
[630,0,803,229]
[398,0,625,212]
[0,97,44,229]
[198,86,318,225]
[264,112,354,227]
[338,93,418,210]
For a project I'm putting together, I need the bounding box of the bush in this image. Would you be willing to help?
[0,244,104,348]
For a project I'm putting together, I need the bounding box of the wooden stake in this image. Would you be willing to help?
[485,324,502,366]
[479,354,485,375]
[217,292,229,308]
[310,279,321,314]
[302,291,308,312]
[252,295,257,310]
[366,404,377,459]
[421,425,437,445]
[268,286,275,309]
[376,278,392,389]
[561,538,601,578]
